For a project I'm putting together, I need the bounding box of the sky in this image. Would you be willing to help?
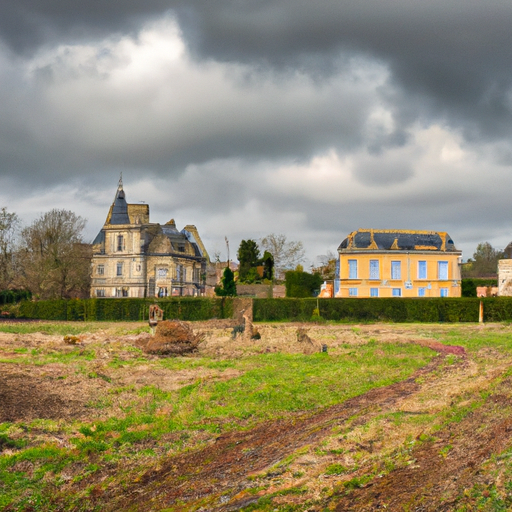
[1,1,512,265]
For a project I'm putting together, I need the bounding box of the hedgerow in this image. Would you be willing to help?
[16,296,512,323]
[253,297,512,323]
[18,297,234,321]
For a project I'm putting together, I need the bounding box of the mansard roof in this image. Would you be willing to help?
[338,229,460,253]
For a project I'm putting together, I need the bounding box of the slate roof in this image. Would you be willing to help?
[109,187,130,225]
[338,229,460,253]
[92,230,105,246]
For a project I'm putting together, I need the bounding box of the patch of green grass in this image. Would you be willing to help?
[5,346,98,367]
[181,344,432,428]
[343,475,372,490]
[0,321,151,336]
[0,444,76,510]
[0,432,26,450]
[442,328,512,355]
[325,463,349,475]
[439,444,453,458]
[38,342,433,465]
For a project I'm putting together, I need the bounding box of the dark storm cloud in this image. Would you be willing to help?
[172,0,512,139]
[4,1,512,142]
[0,0,173,54]
[3,0,512,261]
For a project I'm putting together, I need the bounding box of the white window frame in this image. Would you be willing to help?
[418,287,426,297]
[370,287,379,297]
[369,260,380,280]
[440,287,449,297]
[391,261,401,280]
[418,261,427,280]
[392,288,402,297]
[348,259,358,279]
[97,265,104,275]
[349,287,358,297]
[116,262,123,276]
[438,261,448,280]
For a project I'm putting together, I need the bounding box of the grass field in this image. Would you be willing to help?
[1,320,512,511]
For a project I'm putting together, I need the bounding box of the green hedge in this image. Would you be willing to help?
[285,270,323,297]
[0,289,31,305]
[18,297,234,322]
[17,296,512,323]
[461,278,498,297]
[253,297,512,323]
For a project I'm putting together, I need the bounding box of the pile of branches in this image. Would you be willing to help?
[145,320,204,356]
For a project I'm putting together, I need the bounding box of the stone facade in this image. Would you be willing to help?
[90,181,209,298]
[498,259,512,296]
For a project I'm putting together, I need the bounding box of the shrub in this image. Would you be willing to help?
[215,267,237,296]
[461,278,498,297]
[285,270,322,298]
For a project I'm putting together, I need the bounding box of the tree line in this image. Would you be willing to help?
[215,234,323,297]
[0,207,90,300]
[462,241,507,278]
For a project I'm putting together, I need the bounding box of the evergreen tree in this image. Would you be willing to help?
[237,239,260,282]
[262,251,274,281]
[215,266,237,296]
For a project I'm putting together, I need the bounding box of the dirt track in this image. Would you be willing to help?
[86,338,509,512]
[3,323,512,511]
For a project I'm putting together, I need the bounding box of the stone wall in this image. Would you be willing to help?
[498,259,512,296]
[236,284,273,298]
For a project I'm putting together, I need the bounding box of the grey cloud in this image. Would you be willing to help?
[0,42,382,185]
[0,0,172,54]
[2,0,512,263]
[4,1,512,151]
[354,159,414,187]
[172,1,512,141]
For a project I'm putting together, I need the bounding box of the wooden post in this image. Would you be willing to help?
[479,301,484,323]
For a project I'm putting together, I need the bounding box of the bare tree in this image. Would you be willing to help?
[260,233,305,280]
[316,250,337,280]
[18,209,91,299]
[0,207,20,289]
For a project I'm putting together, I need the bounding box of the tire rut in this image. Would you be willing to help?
[107,355,450,511]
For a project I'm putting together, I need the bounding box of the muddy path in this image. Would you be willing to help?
[99,351,459,512]
[331,380,512,511]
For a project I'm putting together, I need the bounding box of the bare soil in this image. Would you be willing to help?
[2,322,512,511]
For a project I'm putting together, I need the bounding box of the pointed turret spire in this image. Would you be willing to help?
[109,175,130,225]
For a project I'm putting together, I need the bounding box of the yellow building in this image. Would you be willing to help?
[336,229,462,298]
